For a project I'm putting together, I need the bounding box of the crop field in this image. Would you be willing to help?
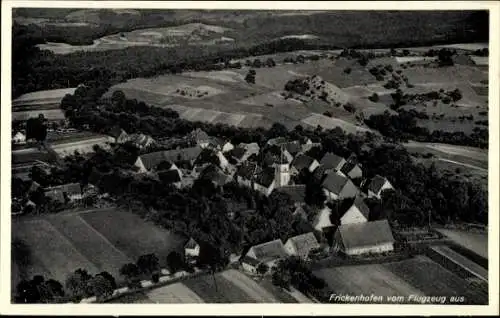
[435,229,488,260]
[51,135,113,157]
[301,113,373,134]
[11,208,185,289]
[12,87,77,107]
[12,109,66,121]
[315,256,488,304]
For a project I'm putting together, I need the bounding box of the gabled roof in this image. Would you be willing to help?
[248,239,288,262]
[284,141,302,155]
[286,232,320,256]
[139,146,202,170]
[340,160,361,176]
[254,167,275,188]
[200,164,231,186]
[194,148,220,166]
[184,238,199,249]
[312,165,327,181]
[320,152,345,170]
[341,195,370,220]
[44,189,65,203]
[322,173,349,195]
[241,256,261,267]
[337,219,395,249]
[266,137,288,146]
[159,169,182,184]
[109,126,126,139]
[367,175,390,194]
[292,154,316,171]
[263,145,292,165]
[236,163,260,180]
[276,185,306,203]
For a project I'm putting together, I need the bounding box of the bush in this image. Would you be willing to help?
[343,67,352,74]
[344,103,356,113]
[368,93,379,102]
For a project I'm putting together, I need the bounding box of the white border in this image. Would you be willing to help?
[1,1,499,316]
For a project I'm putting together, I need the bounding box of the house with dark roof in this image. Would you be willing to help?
[245,239,288,267]
[235,163,260,188]
[135,146,202,172]
[109,126,128,144]
[291,154,320,174]
[227,146,247,164]
[253,167,276,196]
[322,172,359,201]
[189,128,211,148]
[339,158,363,180]
[284,232,320,259]
[158,169,182,188]
[338,195,370,225]
[333,219,395,256]
[320,152,347,173]
[44,189,65,204]
[200,164,231,187]
[367,175,394,199]
[284,141,302,157]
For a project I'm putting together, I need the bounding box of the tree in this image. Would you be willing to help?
[265,58,276,67]
[97,271,117,290]
[136,253,160,275]
[438,48,454,66]
[15,279,40,303]
[26,115,47,142]
[89,275,113,300]
[368,93,379,103]
[245,70,256,84]
[119,263,141,289]
[166,251,184,274]
[65,269,92,301]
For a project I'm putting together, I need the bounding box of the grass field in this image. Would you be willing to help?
[435,229,488,260]
[11,208,185,290]
[12,109,66,121]
[314,255,488,304]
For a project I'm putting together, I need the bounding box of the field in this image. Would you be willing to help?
[12,87,77,107]
[435,229,488,260]
[12,109,66,121]
[11,208,185,290]
[109,269,297,303]
[314,255,488,304]
[51,135,114,157]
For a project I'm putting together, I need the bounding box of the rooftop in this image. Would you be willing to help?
[337,219,395,249]
[322,172,349,195]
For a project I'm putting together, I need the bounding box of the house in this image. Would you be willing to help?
[135,146,202,172]
[320,152,347,173]
[235,163,260,188]
[263,145,293,166]
[339,154,363,180]
[284,141,303,157]
[284,232,320,259]
[333,219,395,256]
[322,172,359,201]
[266,137,288,147]
[338,195,370,225]
[158,169,183,188]
[367,175,394,199]
[189,128,211,148]
[301,142,322,154]
[292,205,308,221]
[313,206,333,232]
[199,164,231,187]
[184,238,200,258]
[254,168,276,196]
[207,137,234,153]
[245,239,288,268]
[109,126,128,144]
[291,154,320,174]
[44,183,82,203]
[12,131,26,145]
[194,148,228,170]
[275,185,306,207]
[241,255,262,274]
[227,146,247,164]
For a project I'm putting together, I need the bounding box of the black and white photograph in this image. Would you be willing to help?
[1,1,498,315]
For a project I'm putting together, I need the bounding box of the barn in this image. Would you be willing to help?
[333,219,395,256]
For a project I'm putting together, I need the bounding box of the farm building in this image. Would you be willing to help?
[338,195,371,225]
[275,185,306,206]
[284,232,320,259]
[367,175,394,199]
[44,183,82,203]
[333,219,395,256]
[109,126,129,144]
[291,154,320,174]
[320,152,347,173]
[12,131,26,144]
[135,146,202,172]
[189,128,211,148]
[245,239,288,268]
[184,238,200,259]
[322,172,359,201]
[254,168,277,196]
[313,206,333,232]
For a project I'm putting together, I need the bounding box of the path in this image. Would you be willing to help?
[437,158,487,172]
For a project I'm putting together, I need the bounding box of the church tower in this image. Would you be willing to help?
[274,145,290,187]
